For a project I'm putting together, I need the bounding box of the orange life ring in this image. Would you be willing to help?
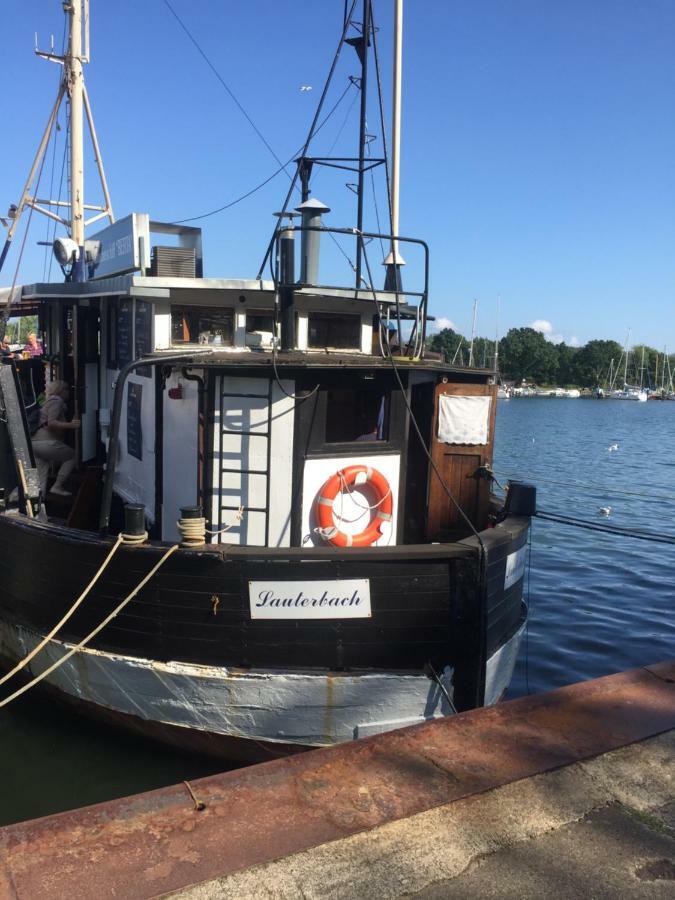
[315,464,393,547]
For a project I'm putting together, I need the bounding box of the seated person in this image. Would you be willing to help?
[0,335,12,357]
[32,380,80,497]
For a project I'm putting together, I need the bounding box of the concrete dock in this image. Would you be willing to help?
[1,662,673,899]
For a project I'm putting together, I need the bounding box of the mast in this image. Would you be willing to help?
[67,0,85,270]
[494,295,500,372]
[468,298,478,367]
[0,0,113,284]
[383,0,405,291]
[623,331,630,389]
[354,0,371,288]
[639,345,645,390]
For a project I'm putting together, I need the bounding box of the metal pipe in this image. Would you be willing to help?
[279,225,296,350]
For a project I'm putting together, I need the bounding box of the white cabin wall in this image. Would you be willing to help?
[114,370,156,520]
[210,375,295,547]
[153,300,171,349]
[161,371,199,541]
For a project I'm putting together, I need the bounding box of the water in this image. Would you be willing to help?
[496,398,675,696]
[1,398,674,826]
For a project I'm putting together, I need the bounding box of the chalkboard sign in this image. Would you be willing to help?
[134,300,152,377]
[127,382,143,460]
[116,299,133,369]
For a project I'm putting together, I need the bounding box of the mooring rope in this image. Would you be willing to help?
[0,533,129,688]
[0,542,178,708]
[176,507,244,546]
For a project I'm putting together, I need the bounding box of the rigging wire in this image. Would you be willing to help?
[534,510,675,546]
[492,469,675,504]
[41,14,68,280]
[162,0,293,180]
[359,235,486,553]
[256,0,359,280]
[47,106,70,280]
[172,80,357,225]
[370,3,394,236]
[0,120,51,335]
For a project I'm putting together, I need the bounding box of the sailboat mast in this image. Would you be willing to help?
[639,345,645,389]
[623,331,630,388]
[468,298,478,367]
[494,295,500,371]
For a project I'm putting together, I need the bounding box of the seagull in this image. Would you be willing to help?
[608,443,619,452]
[598,507,612,517]
[300,85,313,92]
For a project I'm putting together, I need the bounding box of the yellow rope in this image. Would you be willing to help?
[0,534,124,688]
[0,543,178,708]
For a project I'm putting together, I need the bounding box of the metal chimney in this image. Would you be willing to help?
[295,198,330,285]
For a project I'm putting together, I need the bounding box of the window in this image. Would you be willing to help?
[246,311,275,334]
[171,307,234,346]
[308,312,360,350]
[325,388,389,443]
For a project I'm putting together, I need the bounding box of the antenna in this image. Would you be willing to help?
[0,1,114,280]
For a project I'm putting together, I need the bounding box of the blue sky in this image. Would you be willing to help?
[2,0,674,349]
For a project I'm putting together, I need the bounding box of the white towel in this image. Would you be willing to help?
[437,395,491,445]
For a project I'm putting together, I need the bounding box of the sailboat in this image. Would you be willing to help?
[0,1,535,762]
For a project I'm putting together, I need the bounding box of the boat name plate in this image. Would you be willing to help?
[248,580,371,619]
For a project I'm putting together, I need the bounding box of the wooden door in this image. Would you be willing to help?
[427,381,497,539]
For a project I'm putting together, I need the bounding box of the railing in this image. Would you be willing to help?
[271,225,430,358]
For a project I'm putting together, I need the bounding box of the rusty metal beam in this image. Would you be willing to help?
[0,662,673,899]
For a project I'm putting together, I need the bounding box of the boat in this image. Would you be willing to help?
[0,1,534,762]
[608,335,648,400]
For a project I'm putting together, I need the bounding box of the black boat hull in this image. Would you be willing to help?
[0,513,530,756]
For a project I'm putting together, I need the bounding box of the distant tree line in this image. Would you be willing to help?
[426,326,675,389]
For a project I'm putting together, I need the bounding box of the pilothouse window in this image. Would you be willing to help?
[325,388,388,443]
[308,312,360,350]
[171,307,234,346]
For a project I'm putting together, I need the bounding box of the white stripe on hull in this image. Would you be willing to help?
[484,621,527,706]
[0,624,457,747]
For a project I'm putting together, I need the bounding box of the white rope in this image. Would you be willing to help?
[177,507,244,546]
[119,530,149,545]
[337,471,392,511]
[0,542,179,709]
[0,533,124,688]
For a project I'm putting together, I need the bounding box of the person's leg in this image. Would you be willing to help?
[33,440,75,495]
[32,441,53,495]
[52,446,75,492]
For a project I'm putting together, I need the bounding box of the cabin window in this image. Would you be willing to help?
[246,310,275,334]
[171,306,234,346]
[308,312,360,350]
[325,388,389,443]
